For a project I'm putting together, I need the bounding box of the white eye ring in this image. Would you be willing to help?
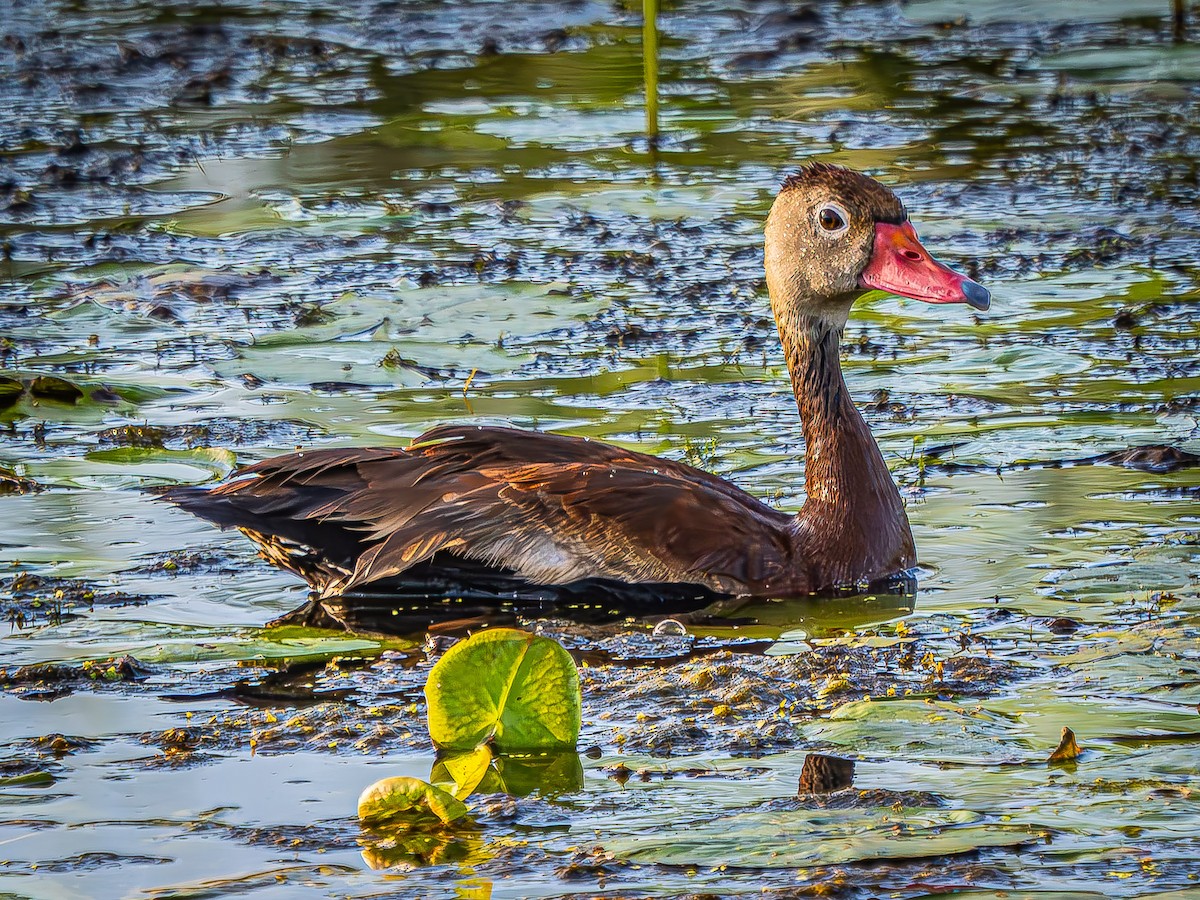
[815,203,850,236]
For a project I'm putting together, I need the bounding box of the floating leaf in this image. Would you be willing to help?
[424,628,581,753]
[0,376,23,408]
[1048,726,1082,763]
[29,375,83,403]
[0,771,57,788]
[357,776,469,827]
[127,625,404,666]
[72,446,238,485]
[607,806,1036,868]
[89,446,236,471]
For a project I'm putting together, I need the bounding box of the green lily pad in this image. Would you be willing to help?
[0,771,57,788]
[83,446,237,485]
[424,628,581,753]
[607,805,1036,869]
[88,446,236,470]
[0,376,23,408]
[126,625,399,666]
[357,776,469,827]
[31,446,236,489]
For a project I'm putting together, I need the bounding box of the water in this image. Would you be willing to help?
[1,0,1198,896]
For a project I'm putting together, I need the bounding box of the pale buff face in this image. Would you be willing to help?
[763,167,905,328]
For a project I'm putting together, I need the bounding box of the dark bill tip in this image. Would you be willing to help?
[961,279,990,312]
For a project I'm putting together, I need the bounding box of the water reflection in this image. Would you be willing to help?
[359,823,488,871]
[312,574,915,638]
[431,749,584,797]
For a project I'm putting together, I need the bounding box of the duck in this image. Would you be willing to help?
[162,164,989,629]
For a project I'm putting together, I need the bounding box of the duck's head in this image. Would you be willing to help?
[764,163,989,329]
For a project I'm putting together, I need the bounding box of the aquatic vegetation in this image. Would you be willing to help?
[357,628,581,843]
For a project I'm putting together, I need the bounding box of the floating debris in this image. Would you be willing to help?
[1048,726,1083,764]
[798,753,855,795]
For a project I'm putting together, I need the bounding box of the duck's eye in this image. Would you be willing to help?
[818,205,847,232]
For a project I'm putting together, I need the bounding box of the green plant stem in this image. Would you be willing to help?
[643,0,659,142]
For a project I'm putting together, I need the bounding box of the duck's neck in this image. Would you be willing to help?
[778,312,913,575]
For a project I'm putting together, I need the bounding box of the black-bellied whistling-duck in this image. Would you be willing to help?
[163,165,988,627]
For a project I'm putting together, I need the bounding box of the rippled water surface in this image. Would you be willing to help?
[1,0,1198,897]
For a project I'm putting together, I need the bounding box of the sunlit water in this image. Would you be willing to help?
[1,0,1198,897]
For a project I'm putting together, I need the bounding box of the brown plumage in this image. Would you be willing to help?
[163,164,989,627]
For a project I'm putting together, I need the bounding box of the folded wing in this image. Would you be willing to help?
[163,424,800,597]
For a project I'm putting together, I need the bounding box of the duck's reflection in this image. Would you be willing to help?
[276,572,916,640]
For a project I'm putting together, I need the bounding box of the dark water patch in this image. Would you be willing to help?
[0,816,57,831]
[0,758,62,781]
[189,817,361,854]
[600,762,771,785]
[1093,445,1200,473]
[928,444,1200,477]
[133,748,223,771]
[163,654,364,706]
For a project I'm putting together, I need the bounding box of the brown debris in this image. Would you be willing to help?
[1048,726,1082,763]
[1046,617,1081,635]
[0,466,41,494]
[1094,445,1200,473]
[798,753,855,795]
